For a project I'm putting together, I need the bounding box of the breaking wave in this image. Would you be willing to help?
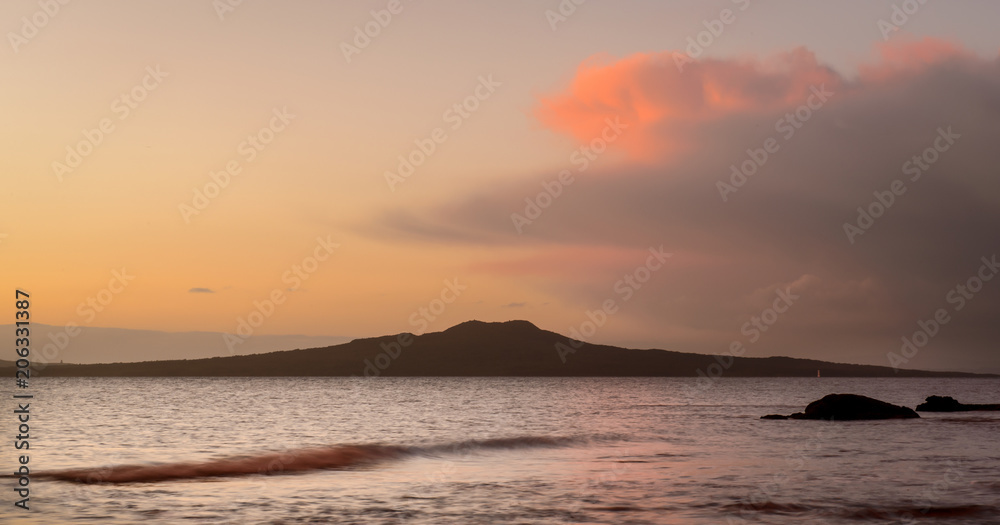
[34,435,586,484]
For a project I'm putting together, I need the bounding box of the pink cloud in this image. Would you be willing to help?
[536,38,971,161]
[859,36,972,83]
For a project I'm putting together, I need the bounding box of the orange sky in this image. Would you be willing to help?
[3,1,1000,372]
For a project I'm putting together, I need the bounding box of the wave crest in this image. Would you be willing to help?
[36,435,584,484]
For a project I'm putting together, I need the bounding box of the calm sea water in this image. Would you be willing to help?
[2,377,999,524]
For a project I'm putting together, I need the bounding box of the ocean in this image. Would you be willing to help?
[3,377,998,524]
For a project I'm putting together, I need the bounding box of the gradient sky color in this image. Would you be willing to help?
[3,1,1000,372]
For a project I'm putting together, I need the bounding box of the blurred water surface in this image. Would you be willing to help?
[4,377,998,524]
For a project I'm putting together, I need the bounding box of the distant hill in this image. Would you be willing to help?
[1,324,350,364]
[8,320,993,378]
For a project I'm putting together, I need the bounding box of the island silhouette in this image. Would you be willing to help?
[10,320,993,378]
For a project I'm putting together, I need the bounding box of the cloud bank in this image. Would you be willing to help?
[373,38,1000,372]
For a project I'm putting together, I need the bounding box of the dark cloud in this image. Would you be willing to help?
[367,41,1000,373]
[188,288,215,293]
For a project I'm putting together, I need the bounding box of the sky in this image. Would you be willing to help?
[2,1,999,372]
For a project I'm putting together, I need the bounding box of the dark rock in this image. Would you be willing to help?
[760,394,920,420]
[916,395,1000,412]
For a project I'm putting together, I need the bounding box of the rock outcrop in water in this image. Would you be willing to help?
[915,395,1000,412]
[761,394,920,420]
